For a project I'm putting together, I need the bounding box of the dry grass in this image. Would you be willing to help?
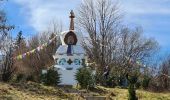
[0,82,170,100]
[0,82,76,100]
[100,86,170,100]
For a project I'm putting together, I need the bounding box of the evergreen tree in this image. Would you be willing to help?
[75,67,95,89]
[15,31,24,48]
[126,74,138,100]
[40,67,61,86]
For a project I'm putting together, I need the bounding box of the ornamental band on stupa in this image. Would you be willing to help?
[53,10,86,85]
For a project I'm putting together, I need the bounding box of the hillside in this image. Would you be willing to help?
[0,82,77,100]
[103,87,170,100]
[0,82,170,100]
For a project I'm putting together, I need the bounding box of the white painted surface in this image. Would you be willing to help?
[57,69,78,85]
[53,30,86,85]
[56,45,85,54]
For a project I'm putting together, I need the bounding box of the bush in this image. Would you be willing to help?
[142,75,151,89]
[75,67,95,89]
[106,76,117,88]
[95,72,105,85]
[16,73,25,82]
[26,75,35,82]
[135,81,141,89]
[128,84,138,100]
[40,68,61,86]
[126,74,138,100]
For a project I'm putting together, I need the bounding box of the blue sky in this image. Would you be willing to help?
[1,0,170,54]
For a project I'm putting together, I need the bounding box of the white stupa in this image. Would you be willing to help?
[53,10,86,85]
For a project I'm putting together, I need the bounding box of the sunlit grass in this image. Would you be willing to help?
[0,82,170,100]
[104,87,170,100]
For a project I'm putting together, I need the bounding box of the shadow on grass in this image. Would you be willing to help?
[10,81,68,99]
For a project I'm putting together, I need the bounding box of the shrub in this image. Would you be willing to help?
[95,72,105,85]
[128,84,138,100]
[106,76,117,88]
[126,74,138,100]
[142,75,151,89]
[26,75,35,82]
[16,73,25,82]
[135,81,141,89]
[75,67,95,89]
[40,68,61,86]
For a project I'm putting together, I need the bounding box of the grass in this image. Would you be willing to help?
[0,82,76,100]
[0,82,170,100]
[100,86,170,100]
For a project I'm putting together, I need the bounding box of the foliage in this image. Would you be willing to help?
[126,74,138,100]
[128,84,137,100]
[20,33,59,79]
[142,75,151,89]
[95,72,105,85]
[26,75,35,82]
[15,31,25,48]
[78,0,121,74]
[135,81,141,89]
[1,47,16,82]
[16,73,25,82]
[0,10,15,82]
[75,67,95,89]
[159,56,170,90]
[78,0,159,86]
[0,10,14,41]
[41,68,61,86]
[106,76,117,88]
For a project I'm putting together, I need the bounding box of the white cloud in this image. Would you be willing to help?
[119,0,170,47]
[14,0,170,32]
[11,0,170,49]
[13,0,81,32]
[120,0,170,15]
[119,0,170,29]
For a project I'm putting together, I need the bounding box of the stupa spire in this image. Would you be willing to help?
[69,10,75,30]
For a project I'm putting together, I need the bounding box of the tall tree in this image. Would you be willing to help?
[1,46,16,82]
[0,7,16,82]
[15,31,25,48]
[77,0,121,73]
[116,27,158,76]
[0,10,14,48]
[159,55,170,89]
[77,0,159,85]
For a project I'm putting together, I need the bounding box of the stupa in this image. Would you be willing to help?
[53,10,86,85]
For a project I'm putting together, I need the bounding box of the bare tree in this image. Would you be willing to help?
[77,0,159,86]
[0,10,14,47]
[0,9,15,82]
[77,0,121,72]
[158,55,170,90]
[1,46,16,82]
[19,24,61,81]
[116,27,159,76]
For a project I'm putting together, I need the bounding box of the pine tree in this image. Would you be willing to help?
[40,67,61,86]
[15,31,24,48]
[126,74,138,100]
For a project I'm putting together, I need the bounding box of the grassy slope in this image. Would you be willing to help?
[0,82,79,100]
[0,82,170,100]
[100,86,170,100]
